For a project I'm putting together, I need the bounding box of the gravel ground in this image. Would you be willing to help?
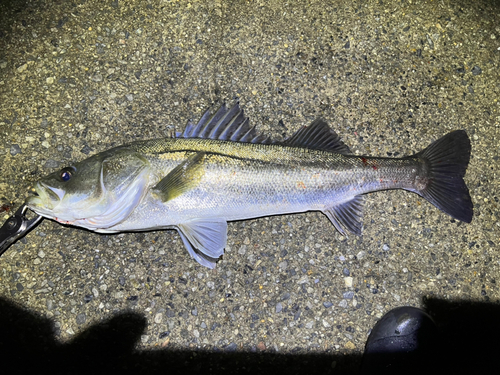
[0,0,498,373]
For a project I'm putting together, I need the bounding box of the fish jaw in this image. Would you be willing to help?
[26,182,83,224]
[26,182,61,218]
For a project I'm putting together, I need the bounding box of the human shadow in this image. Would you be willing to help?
[0,295,499,375]
[0,296,148,374]
[0,296,358,375]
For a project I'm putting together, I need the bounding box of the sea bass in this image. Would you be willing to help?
[26,103,473,268]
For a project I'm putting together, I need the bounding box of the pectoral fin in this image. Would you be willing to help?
[153,152,206,202]
[178,217,228,260]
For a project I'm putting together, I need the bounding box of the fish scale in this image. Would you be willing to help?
[129,140,418,218]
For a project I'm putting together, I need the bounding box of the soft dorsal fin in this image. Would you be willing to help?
[283,119,351,154]
[180,102,273,144]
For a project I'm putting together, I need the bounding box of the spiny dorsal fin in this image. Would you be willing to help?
[152,152,206,202]
[323,195,365,236]
[180,103,348,152]
[283,119,351,154]
[180,103,273,144]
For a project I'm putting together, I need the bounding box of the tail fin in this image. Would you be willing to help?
[411,130,473,223]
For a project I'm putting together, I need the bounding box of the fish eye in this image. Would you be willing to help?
[59,167,76,182]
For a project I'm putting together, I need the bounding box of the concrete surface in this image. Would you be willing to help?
[0,0,498,373]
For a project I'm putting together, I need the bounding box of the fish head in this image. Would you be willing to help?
[26,148,150,229]
[26,153,110,223]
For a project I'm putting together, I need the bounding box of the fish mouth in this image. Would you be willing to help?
[25,185,43,207]
[25,182,64,213]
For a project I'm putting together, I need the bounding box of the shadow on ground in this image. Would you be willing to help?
[0,296,356,375]
[0,295,498,374]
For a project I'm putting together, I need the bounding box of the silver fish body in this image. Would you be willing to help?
[26,103,473,268]
[117,138,419,228]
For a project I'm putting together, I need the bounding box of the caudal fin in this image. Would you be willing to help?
[411,130,473,223]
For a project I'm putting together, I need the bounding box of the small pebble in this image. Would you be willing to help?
[76,313,86,325]
[44,159,60,168]
[471,65,482,75]
[81,145,92,154]
[343,291,355,299]
[344,341,356,350]
[17,63,27,73]
[154,313,162,323]
[276,302,283,313]
[344,277,354,288]
[10,144,21,156]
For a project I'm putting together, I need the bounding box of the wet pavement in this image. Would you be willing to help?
[0,0,499,373]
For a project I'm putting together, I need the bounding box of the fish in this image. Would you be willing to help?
[26,102,473,268]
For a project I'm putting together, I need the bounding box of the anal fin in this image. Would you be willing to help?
[177,230,218,269]
[323,195,364,236]
[177,217,228,269]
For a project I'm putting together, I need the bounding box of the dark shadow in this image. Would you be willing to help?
[360,298,500,375]
[424,297,500,373]
[0,296,148,374]
[0,296,359,375]
[2,295,500,375]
